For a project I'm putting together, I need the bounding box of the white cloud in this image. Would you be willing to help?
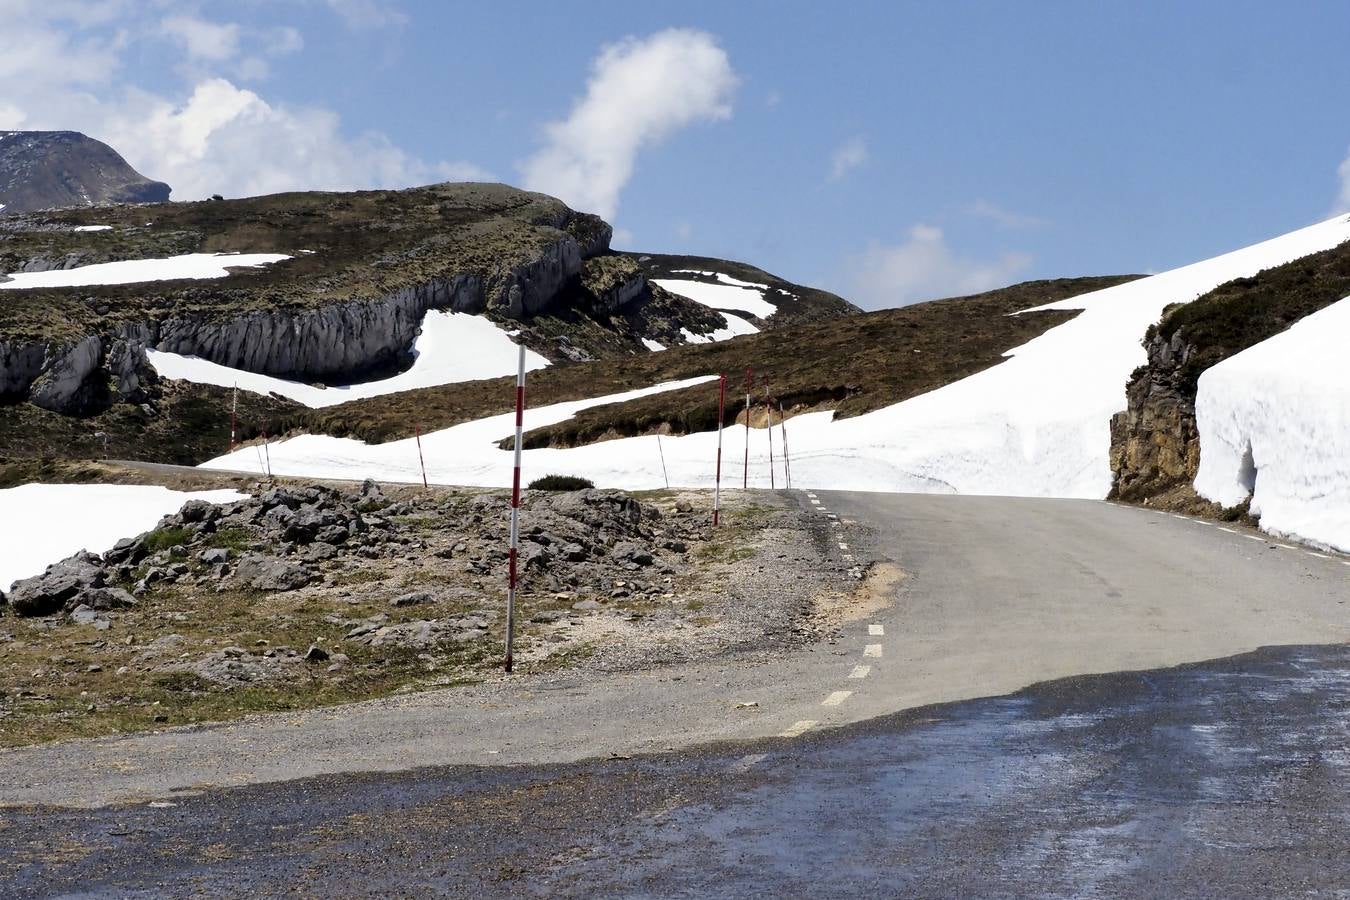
[829,136,868,181]
[848,224,1033,309]
[0,5,487,200]
[520,28,737,219]
[160,15,241,62]
[323,0,408,28]
[968,199,1047,228]
[765,90,782,109]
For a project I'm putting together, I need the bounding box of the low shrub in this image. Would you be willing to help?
[528,474,595,491]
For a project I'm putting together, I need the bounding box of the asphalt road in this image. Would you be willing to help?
[3,644,1346,897]
[3,491,1345,808]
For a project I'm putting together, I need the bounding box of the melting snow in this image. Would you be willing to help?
[641,338,667,352]
[0,252,291,289]
[71,225,113,232]
[0,484,246,591]
[680,312,759,344]
[148,311,549,408]
[1194,295,1350,552]
[655,276,778,319]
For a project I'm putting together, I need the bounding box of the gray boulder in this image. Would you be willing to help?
[8,551,105,616]
[233,553,319,592]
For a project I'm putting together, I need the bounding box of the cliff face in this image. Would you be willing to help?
[0,131,171,215]
[1109,330,1203,502]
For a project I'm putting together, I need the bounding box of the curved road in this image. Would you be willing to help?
[2,491,1345,810]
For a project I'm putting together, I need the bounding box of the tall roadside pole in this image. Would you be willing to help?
[505,343,526,674]
[229,383,238,452]
[779,401,792,489]
[414,424,429,488]
[714,374,726,526]
[742,368,754,489]
[765,390,776,490]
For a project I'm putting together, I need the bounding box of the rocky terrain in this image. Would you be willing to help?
[0,182,854,423]
[1111,237,1350,509]
[0,480,857,747]
[0,131,171,216]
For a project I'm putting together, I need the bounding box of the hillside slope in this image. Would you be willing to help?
[0,131,170,215]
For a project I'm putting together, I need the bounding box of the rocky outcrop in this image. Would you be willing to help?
[1109,329,1202,501]
[0,230,601,411]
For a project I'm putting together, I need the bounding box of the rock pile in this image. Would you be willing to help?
[2,481,708,639]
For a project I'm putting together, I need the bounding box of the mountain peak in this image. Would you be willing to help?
[0,130,171,215]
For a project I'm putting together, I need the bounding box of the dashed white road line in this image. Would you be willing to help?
[821,691,853,707]
[864,644,883,658]
[849,665,871,679]
[779,720,816,738]
[1218,527,1237,534]
[868,623,884,636]
[842,553,855,561]
[809,498,820,505]
[838,542,849,550]
[1307,552,1331,559]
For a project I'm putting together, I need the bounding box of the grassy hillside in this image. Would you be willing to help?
[296,275,1137,448]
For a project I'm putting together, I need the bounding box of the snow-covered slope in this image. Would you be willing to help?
[1194,295,1350,552]
[200,377,719,484]
[0,484,245,591]
[148,311,549,408]
[196,215,1350,501]
[0,252,290,289]
[679,313,759,344]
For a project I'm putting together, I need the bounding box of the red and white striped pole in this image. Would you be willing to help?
[414,424,429,489]
[779,402,792,489]
[229,383,238,452]
[742,368,753,489]
[766,390,776,490]
[713,374,726,526]
[505,343,526,673]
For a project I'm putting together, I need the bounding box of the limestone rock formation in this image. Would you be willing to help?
[0,131,170,215]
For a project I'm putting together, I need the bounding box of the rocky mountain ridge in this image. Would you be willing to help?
[0,131,170,215]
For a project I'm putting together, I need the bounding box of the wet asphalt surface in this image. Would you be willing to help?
[3,643,1347,898]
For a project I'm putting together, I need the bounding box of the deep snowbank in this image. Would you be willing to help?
[0,484,246,591]
[148,311,549,407]
[1194,295,1350,552]
[0,252,290,289]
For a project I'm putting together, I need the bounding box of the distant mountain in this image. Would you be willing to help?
[0,131,170,215]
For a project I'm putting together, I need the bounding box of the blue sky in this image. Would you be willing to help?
[7,0,1350,308]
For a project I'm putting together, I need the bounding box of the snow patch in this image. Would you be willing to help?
[681,312,759,344]
[1194,295,1350,552]
[655,277,777,318]
[0,484,247,591]
[641,338,666,352]
[0,252,290,290]
[148,311,549,408]
[71,225,112,232]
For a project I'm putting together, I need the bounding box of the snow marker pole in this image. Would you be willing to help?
[742,368,753,489]
[229,384,238,452]
[766,390,776,490]
[656,433,670,489]
[713,374,726,527]
[261,429,272,478]
[505,343,526,674]
[779,402,792,490]
[415,424,429,489]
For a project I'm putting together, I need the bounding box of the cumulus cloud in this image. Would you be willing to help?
[829,136,868,181]
[520,28,737,219]
[160,15,241,62]
[848,224,1033,309]
[323,0,408,28]
[0,3,486,200]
